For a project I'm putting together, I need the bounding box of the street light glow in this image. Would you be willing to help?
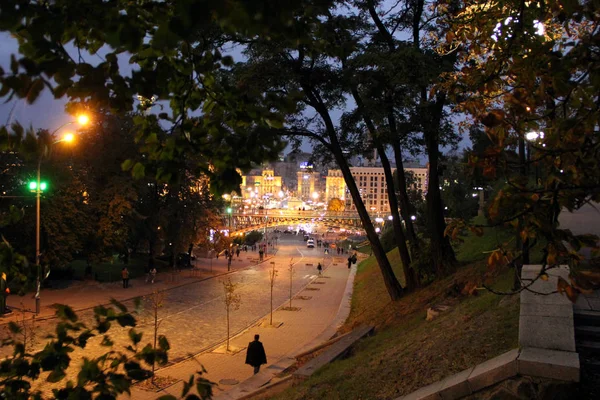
[312,192,318,200]
[28,181,47,191]
[77,114,90,126]
[525,131,544,141]
[63,133,75,143]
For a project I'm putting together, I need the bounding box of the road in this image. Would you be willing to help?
[9,234,345,394]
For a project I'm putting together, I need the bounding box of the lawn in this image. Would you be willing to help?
[272,236,520,400]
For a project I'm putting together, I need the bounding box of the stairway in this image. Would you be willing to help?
[574,300,600,399]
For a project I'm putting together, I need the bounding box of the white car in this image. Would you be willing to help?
[306,239,315,248]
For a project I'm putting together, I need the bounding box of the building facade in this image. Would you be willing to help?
[325,169,345,203]
[240,168,283,204]
[325,166,428,214]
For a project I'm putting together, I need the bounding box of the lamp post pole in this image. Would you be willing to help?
[35,160,41,314]
[32,122,83,315]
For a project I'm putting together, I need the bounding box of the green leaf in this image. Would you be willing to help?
[121,159,134,171]
[116,313,136,327]
[76,331,95,348]
[132,162,146,179]
[110,298,128,313]
[53,304,78,322]
[128,328,143,345]
[124,361,148,380]
[8,321,21,334]
[158,335,170,352]
[47,368,66,383]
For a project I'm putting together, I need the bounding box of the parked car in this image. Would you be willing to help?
[306,239,315,248]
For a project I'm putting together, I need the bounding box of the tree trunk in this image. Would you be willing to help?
[514,137,529,289]
[424,112,456,276]
[349,86,415,291]
[390,140,419,248]
[321,109,404,300]
[377,144,416,290]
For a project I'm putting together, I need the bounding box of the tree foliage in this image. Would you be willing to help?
[327,198,345,212]
[442,0,600,296]
[0,300,214,399]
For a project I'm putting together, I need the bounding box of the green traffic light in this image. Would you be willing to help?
[226,207,232,214]
[28,181,48,191]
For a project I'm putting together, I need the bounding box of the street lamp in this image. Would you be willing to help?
[32,117,86,314]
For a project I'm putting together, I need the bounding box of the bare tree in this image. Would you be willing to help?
[288,258,295,309]
[222,277,241,352]
[146,289,165,383]
[269,261,278,326]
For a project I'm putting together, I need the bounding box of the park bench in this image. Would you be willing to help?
[292,325,374,381]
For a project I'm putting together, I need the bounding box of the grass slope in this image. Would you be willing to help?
[273,243,519,400]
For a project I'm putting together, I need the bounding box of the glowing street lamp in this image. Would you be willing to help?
[32,124,81,315]
[77,114,90,126]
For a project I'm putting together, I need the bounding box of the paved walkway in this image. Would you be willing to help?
[128,259,354,400]
[1,237,358,399]
[3,250,276,323]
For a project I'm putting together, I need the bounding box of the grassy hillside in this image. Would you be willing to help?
[273,241,519,399]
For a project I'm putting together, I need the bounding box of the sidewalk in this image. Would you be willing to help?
[2,250,278,324]
[128,261,356,400]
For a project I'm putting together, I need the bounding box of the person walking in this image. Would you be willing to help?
[245,334,267,374]
[149,267,157,283]
[227,255,233,271]
[236,248,240,258]
[347,256,352,269]
[317,262,323,275]
[122,267,130,288]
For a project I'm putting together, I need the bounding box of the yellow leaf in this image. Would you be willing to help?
[540,274,548,281]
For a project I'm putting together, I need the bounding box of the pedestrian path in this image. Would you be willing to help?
[128,262,355,400]
[2,251,277,324]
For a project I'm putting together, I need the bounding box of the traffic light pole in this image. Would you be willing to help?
[35,160,41,315]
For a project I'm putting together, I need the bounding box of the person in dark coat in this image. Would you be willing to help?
[245,334,267,374]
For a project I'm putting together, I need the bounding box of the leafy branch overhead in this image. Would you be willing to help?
[1,299,214,399]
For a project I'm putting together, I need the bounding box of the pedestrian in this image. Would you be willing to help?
[317,263,323,275]
[236,248,240,258]
[149,267,157,283]
[245,334,267,374]
[225,249,230,259]
[258,249,264,261]
[122,267,130,288]
[347,257,352,269]
[228,255,233,271]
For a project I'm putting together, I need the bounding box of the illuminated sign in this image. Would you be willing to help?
[299,162,314,169]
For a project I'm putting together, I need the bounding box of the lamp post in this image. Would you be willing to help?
[32,118,85,314]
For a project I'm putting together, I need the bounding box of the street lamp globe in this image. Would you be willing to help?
[312,192,319,200]
[63,133,75,143]
[525,131,543,141]
[77,114,90,126]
